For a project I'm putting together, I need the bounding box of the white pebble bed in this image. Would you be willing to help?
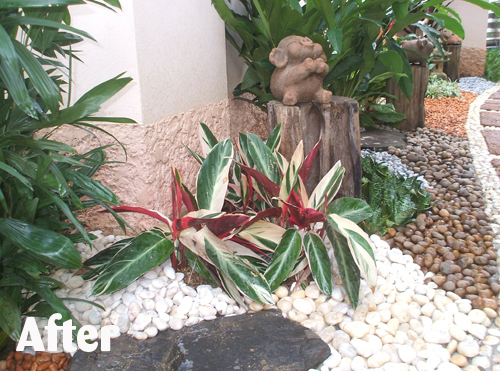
[30,227,498,371]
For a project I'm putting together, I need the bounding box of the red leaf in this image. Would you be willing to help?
[181,188,197,212]
[238,207,281,233]
[299,138,322,182]
[206,214,251,238]
[238,163,280,197]
[229,235,272,259]
[109,206,172,227]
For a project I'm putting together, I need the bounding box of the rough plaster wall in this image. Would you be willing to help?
[460,47,487,77]
[228,94,269,140]
[52,101,230,235]
[450,1,488,49]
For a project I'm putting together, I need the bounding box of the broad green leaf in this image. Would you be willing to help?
[266,123,281,153]
[237,220,286,252]
[264,229,302,292]
[327,214,377,288]
[0,161,33,190]
[247,133,281,184]
[199,122,219,157]
[0,25,36,118]
[196,139,233,211]
[65,171,119,205]
[386,39,413,100]
[93,229,174,295]
[308,161,345,210]
[303,233,332,295]
[428,13,464,39]
[13,40,61,113]
[0,290,22,341]
[185,249,218,287]
[279,141,303,203]
[326,197,373,224]
[0,218,81,269]
[202,227,273,305]
[327,28,343,54]
[325,217,360,307]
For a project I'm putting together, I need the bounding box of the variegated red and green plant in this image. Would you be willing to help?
[89,123,378,308]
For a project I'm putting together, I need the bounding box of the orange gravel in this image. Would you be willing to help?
[424,90,478,139]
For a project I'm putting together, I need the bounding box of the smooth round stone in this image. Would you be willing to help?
[199,305,217,317]
[366,312,381,326]
[139,290,155,299]
[450,354,467,367]
[323,350,341,368]
[458,302,472,314]
[471,356,491,369]
[338,343,357,359]
[151,279,164,289]
[367,352,391,368]
[292,298,314,315]
[143,299,156,311]
[457,339,480,357]
[75,301,92,312]
[449,324,466,341]
[181,285,197,297]
[305,284,320,299]
[351,338,374,358]
[351,356,366,371]
[421,303,437,317]
[324,312,343,326]
[128,302,141,321]
[423,320,451,344]
[301,319,325,333]
[249,302,264,312]
[331,286,344,302]
[390,302,410,323]
[343,321,370,339]
[163,266,176,280]
[117,313,130,333]
[67,276,84,289]
[133,331,148,340]
[169,317,183,331]
[144,271,158,280]
[275,286,288,298]
[177,296,194,315]
[398,344,417,363]
[144,325,158,338]
[468,309,486,324]
[277,298,292,313]
[483,335,500,345]
[468,324,487,340]
[134,313,152,331]
[122,292,136,307]
[88,310,102,325]
[454,312,472,332]
[290,289,306,299]
[155,300,169,313]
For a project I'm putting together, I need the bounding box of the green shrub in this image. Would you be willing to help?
[485,48,500,82]
[361,156,432,234]
[426,75,461,99]
[0,0,134,347]
[89,124,377,308]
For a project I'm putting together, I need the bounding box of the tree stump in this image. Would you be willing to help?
[267,97,361,198]
[443,44,461,81]
[387,65,429,132]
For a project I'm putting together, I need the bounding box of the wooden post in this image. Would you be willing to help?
[443,44,461,81]
[387,65,429,132]
[267,97,361,199]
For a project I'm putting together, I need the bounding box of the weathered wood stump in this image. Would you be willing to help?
[267,97,361,198]
[387,65,429,132]
[443,44,461,81]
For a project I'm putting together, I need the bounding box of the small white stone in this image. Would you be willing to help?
[144,271,158,280]
[249,302,264,312]
[88,310,102,325]
[122,292,136,307]
[436,363,461,371]
[343,321,370,338]
[181,285,197,297]
[468,324,487,340]
[423,320,451,344]
[457,339,479,357]
[305,284,320,299]
[468,309,486,324]
[449,324,466,341]
[292,298,314,315]
[151,279,164,289]
[172,291,184,305]
[454,312,472,332]
[128,302,141,321]
[133,331,148,340]
[152,317,168,331]
[324,312,343,326]
[134,313,152,331]
[351,338,374,358]
[139,290,155,299]
[108,325,121,339]
[323,350,341,368]
[117,313,129,333]
[144,325,158,338]
[199,305,217,318]
[351,356,366,371]
[390,302,410,323]
[483,335,500,345]
[398,345,417,364]
[277,298,292,313]
[331,286,344,302]
[177,296,193,315]
[471,355,491,369]
[143,299,156,311]
[155,300,169,314]
[275,286,288,298]
[367,352,391,368]
[75,301,92,313]
[169,317,184,330]
[67,276,84,289]
[164,266,176,280]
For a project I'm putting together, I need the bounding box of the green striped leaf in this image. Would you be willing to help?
[93,229,174,295]
[0,290,22,341]
[196,139,233,211]
[266,123,281,152]
[264,229,302,292]
[202,227,273,305]
[325,216,360,307]
[308,161,345,210]
[279,141,303,203]
[326,197,373,224]
[237,220,286,252]
[247,133,281,185]
[303,232,333,295]
[199,122,219,157]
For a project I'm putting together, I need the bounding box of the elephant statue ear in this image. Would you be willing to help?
[269,47,288,68]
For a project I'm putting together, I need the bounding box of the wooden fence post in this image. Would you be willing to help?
[267,97,361,198]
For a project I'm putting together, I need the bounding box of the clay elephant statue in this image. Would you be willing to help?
[401,37,434,66]
[269,35,332,106]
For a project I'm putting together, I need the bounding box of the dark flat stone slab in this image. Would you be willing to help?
[492,158,500,178]
[481,100,500,111]
[68,311,330,371]
[480,111,500,127]
[482,130,500,155]
[361,127,406,150]
[489,92,500,100]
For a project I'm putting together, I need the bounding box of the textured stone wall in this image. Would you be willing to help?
[460,47,486,77]
[52,100,231,234]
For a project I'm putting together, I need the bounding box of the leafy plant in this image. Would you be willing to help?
[485,48,500,82]
[361,156,432,234]
[212,0,500,126]
[0,0,134,347]
[90,123,377,308]
[426,75,461,98]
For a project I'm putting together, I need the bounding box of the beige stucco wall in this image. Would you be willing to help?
[54,101,231,234]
